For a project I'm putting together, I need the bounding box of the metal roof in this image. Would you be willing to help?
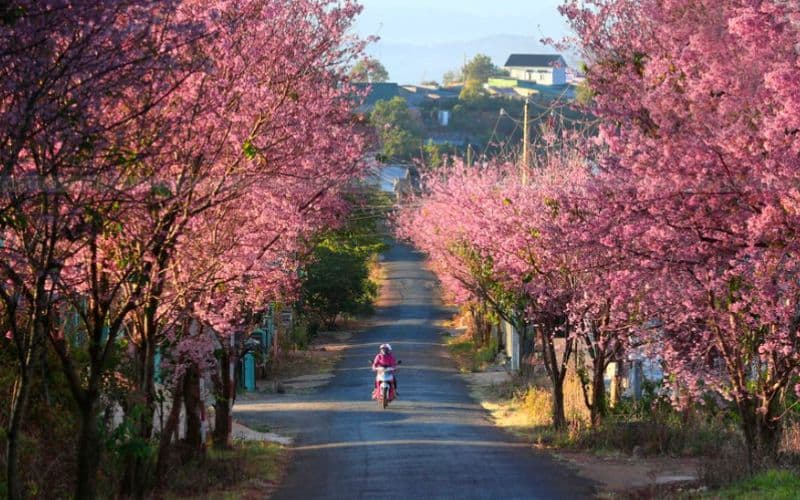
[354,82,400,107]
[503,54,566,68]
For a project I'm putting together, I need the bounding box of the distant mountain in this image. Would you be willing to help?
[365,34,570,85]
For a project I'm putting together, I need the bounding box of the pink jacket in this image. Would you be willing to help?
[372,352,397,369]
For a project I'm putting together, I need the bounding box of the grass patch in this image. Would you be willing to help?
[160,441,287,499]
[475,339,499,366]
[445,334,497,372]
[706,469,800,499]
[475,372,591,445]
[445,335,477,372]
[249,423,273,434]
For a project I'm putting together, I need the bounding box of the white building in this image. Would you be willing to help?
[503,54,567,86]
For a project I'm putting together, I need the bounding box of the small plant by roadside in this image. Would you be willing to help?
[483,374,738,456]
[475,338,499,367]
[267,332,344,382]
[445,334,498,372]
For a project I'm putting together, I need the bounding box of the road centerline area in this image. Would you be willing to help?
[237,244,595,500]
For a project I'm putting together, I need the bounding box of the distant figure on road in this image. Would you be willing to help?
[372,343,398,396]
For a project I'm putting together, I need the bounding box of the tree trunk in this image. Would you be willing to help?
[738,396,782,470]
[137,329,158,490]
[756,417,781,460]
[75,396,101,500]
[141,333,156,436]
[124,238,173,496]
[611,362,624,408]
[183,363,204,453]
[121,331,159,498]
[5,285,47,500]
[6,365,31,500]
[213,351,234,449]
[156,375,185,481]
[590,360,607,427]
[551,378,567,430]
[49,333,106,500]
[537,322,569,430]
[469,304,481,343]
[213,397,232,449]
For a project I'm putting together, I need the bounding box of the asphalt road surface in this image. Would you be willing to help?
[235,244,595,500]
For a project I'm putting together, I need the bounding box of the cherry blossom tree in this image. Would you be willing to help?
[398,159,586,426]
[0,2,201,497]
[3,0,367,497]
[561,0,800,459]
[184,183,352,451]
[397,124,643,427]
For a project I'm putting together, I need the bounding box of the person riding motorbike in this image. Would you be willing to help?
[372,343,398,397]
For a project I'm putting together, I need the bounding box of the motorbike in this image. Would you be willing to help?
[372,360,401,409]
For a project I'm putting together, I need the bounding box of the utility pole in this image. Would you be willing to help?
[466,143,472,167]
[521,98,529,185]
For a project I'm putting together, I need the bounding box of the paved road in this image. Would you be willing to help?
[235,244,595,500]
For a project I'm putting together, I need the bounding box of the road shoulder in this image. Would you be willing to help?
[451,332,702,498]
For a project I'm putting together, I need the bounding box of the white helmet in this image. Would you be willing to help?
[379,343,392,352]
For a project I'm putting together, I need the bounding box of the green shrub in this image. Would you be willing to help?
[566,398,738,458]
[286,318,314,350]
[447,337,475,354]
[299,187,387,329]
[100,404,159,494]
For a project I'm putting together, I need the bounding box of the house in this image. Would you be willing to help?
[503,54,568,86]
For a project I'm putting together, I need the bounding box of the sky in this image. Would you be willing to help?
[354,0,571,45]
[352,0,574,83]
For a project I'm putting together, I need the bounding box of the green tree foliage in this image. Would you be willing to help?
[300,188,390,329]
[574,80,594,106]
[350,57,390,83]
[442,69,461,85]
[459,79,485,102]
[461,54,502,84]
[302,246,377,330]
[370,97,423,162]
[422,140,445,169]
